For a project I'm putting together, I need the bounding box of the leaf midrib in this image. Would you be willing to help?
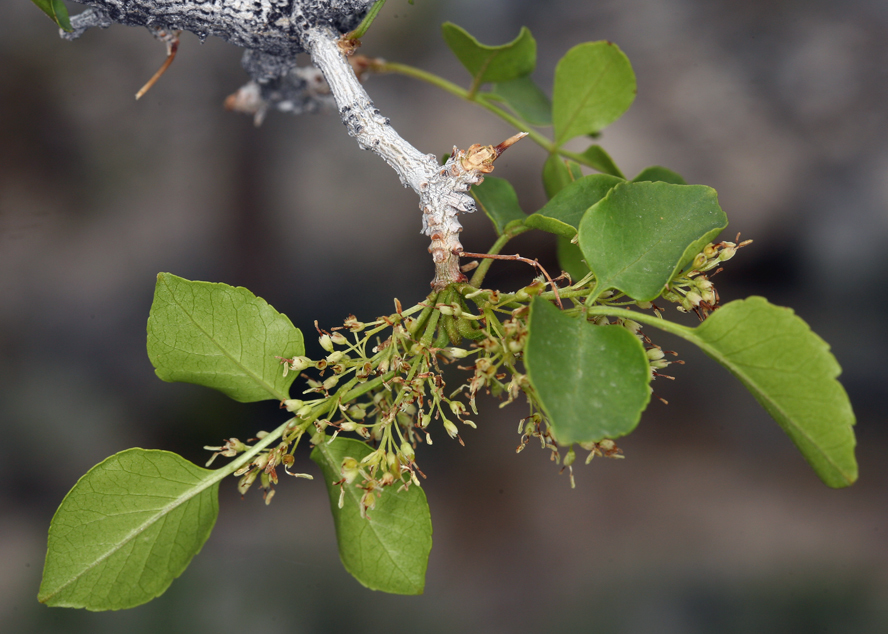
[556,53,615,145]
[40,452,223,603]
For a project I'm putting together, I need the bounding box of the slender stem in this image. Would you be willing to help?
[377,62,629,176]
[584,306,694,340]
[345,0,387,41]
[215,417,298,477]
[378,62,554,151]
[469,233,510,287]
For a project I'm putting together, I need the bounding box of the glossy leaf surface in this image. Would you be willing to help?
[690,297,857,487]
[147,273,304,402]
[311,438,432,594]
[526,174,623,238]
[39,449,219,610]
[553,42,636,145]
[471,176,526,235]
[578,182,727,301]
[442,23,536,86]
[525,298,651,444]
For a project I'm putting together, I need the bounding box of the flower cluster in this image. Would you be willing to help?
[663,236,752,319]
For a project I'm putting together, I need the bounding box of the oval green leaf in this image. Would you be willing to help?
[578,182,728,301]
[632,166,687,185]
[526,173,623,238]
[311,438,432,595]
[524,298,651,444]
[39,449,220,610]
[471,176,526,236]
[30,0,73,31]
[147,273,304,403]
[690,297,857,487]
[553,41,636,145]
[486,76,552,126]
[442,23,536,86]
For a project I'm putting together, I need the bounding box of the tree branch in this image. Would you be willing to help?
[59,1,522,288]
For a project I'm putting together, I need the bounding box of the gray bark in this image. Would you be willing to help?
[61,1,499,288]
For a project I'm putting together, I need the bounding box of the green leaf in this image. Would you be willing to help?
[557,237,591,283]
[442,23,536,87]
[525,298,651,444]
[689,298,857,487]
[526,173,623,238]
[471,176,526,236]
[39,449,219,610]
[553,41,636,145]
[632,166,687,185]
[147,273,304,403]
[311,438,432,595]
[578,182,728,301]
[30,0,73,31]
[580,145,624,178]
[486,76,552,126]
[542,154,579,199]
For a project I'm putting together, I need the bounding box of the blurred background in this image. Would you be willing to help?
[3,0,888,632]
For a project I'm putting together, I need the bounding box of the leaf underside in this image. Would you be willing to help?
[311,438,432,595]
[39,449,219,610]
[691,297,857,487]
[147,273,304,403]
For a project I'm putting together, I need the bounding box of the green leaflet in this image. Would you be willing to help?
[632,166,687,185]
[557,237,590,282]
[579,145,625,178]
[526,173,624,238]
[553,41,636,145]
[578,182,728,301]
[486,75,552,126]
[690,298,858,487]
[30,0,73,31]
[442,23,536,87]
[39,449,219,610]
[471,176,526,235]
[542,154,582,200]
[147,273,304,403]
[540,156,591,278]
[311,438,432,594]
[524,298,651,444]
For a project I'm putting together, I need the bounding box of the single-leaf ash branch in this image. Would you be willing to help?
[60,2,523,288]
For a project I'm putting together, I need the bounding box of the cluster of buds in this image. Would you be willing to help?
[231,440,313,505]
[662,236,751,318]
[335,441,425,519]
